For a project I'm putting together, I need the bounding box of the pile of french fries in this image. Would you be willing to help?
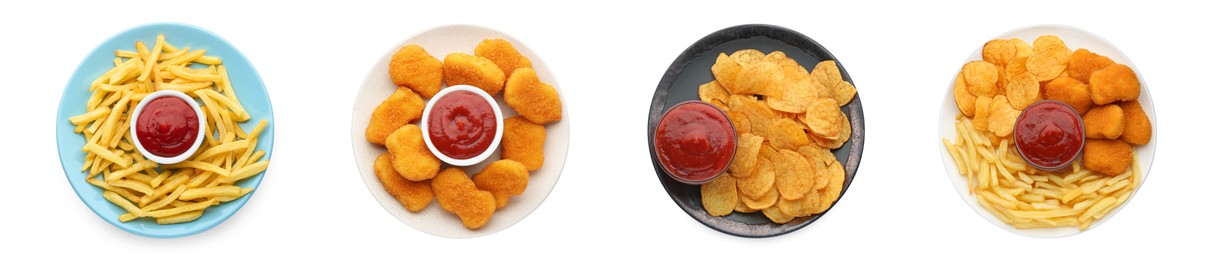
[69,33,270,224]
[943,116,1138,230]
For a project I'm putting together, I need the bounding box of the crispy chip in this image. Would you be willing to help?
[1033,35,1067,51]
[731,61,785,97]
[804,98,843,140]
[1006,56,1030,79]
[365,87,425,145]
[737,158,775,198]
[729,133,765,178]
[386,125,440,181]
[1089,64,1141,105]
[768,118,810,151]
[729,111,751,135]
[729,49,766,67]
[832,80,857,106]
[374,153,433,212]
[388,44,443,98]
[698,81,730,107]
[987,95,1020,137]
[762,203,796,224]
[472,160,529,208]
[800,189,825,215]
[817,162,846,212]
[443,52,506,95]
[767,79,810,113]
[982,39,1017,67]
[701,173,738,217]
[504,68,563,124]
[1006,73,1040,110]
[741,182,778,210]
[729,95,775,137]
[1068,48,1115,83]
[712,53,743,92]
[1009,38,1033,59]
[811,112,850,149]
[734,197,758,213]
[811,60,843,90]
[1026,43,1072,81]
[954,75,976,117]
[963,61,999,97]
[502,116,546,171]
[972,96,992,131]
[774,150,814,200]
[776,195,810,217]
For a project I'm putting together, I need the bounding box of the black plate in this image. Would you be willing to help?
[647,24,865,238]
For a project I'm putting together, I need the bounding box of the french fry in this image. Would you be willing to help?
[179,186,242,200]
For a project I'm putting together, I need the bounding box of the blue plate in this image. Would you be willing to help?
[55,23,274,238]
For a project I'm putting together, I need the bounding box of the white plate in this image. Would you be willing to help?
[351,25,569,238]
[936,25,1156,237]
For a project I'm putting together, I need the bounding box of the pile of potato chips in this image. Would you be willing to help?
[367,39,561,229]
[945,35,1150,230]
[697,49,854,223]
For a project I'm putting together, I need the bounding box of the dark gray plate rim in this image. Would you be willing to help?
[647,24,865,238]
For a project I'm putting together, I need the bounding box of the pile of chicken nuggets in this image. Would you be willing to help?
[954,35,1150,176]
[697,49,855,223]
[366,39,562,229]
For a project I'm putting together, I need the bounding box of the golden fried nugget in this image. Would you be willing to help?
[1010,38,1033,59]
[472,160,529,208]
[954,75,977,117]
[1089,64,1141,105]
[982,39,1017,67]
[1068,48,1115,83]
[732,61,785,97]
[988,95,1020,137]
[737,158,775,198]
[474,39,532,78]
[443,52,506,95]
[1027,45,1072,81]
[701,173,738,217]
[804,98,843,140]
[1084,104,1125,139]
[502,116,546,171]
[504,68,563,124]
[963,61,999,97]
[389,44,443,98]
[741,183,778,210]
[374,153,433,212]
[712,53,743,92]
[762,203,796,224]
[432,168,496,229]
[698,81,730,107]
[366,87,426,145]
[729,133,764,178]
[1042,77,1094,115]
[973,96,993,132]
[768,118,810,151]
[1006,73,1040,110]
[386,125,440,181]
[729,49,766,67]
[1119,100,1152,145]
[774,150,814,200]
[1082,139,1132,176]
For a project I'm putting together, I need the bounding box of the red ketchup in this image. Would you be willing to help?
[655,101,736,184]
[427,91,497,159]
[135,96,200,157]
[1014,100,1085,171]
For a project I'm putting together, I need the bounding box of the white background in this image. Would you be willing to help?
[2,0,1205,258]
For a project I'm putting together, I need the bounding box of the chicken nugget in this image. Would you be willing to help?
[502,116,546,171]
[373,154,433,212]
[1082,139,1132,176]
[1068,48,1115,83]
[365,87,426,145]
[386,125,440,181]
[432,168,497,229]
[474,39,531,78]
[389,44,443,98]
[1089,64,1140,105]
[472,160,529,208]
[443,52,506,96]
[504,68,562,124]
[1083,104,1125,139]
[1042,77,1094,115]
[1119,100,1152,145]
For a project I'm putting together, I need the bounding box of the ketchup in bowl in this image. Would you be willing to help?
[654,101,736,184]
[1014,100,1085,171]
[135,95,200,158]
[427,90,497,160]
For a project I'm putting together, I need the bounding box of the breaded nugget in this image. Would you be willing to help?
[432,168,497,229]
[1082,139,1132,176]
[389,44,443,98]
[472,160,529,208]
[1068,48,1115,83]
[1083,104,1125,139]
[474,39,532,78]
[373,154,433,212]
[443,52,506,96]
[1119,100,1152,145]
[386,125,440,181]
[502,116,546,171]
[1089,64,1140,105]
[1042,77,1094,115]
[504,68,562,124]
[365,87,426,145]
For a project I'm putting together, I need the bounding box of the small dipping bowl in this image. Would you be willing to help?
[653,101,737,185]
[129,90,207,164]
[421,85,504,166]
[1013,100,1085,172]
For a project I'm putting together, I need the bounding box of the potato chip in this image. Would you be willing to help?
[1006,73,1040,110]
[762,203,796,224]
[972,95,992,131]
[386,125,440,181]
[729,95,775,137]
[365,87,425,145]
[1005,56,1030,79]
[772,54,810,83]
[734,198,758,213]
[982,39,1017,67]
[817,162,846,212]
[431,168,496,229]
[698,81,730,107]
[472,160,529,208]
[504,68,563,124]
[962,61,999,97]
[729,49,766,67]
[803,98,843,140]
[502,116,546,171]
[1068,48,1115,83]
[443,52,506,96]
[740,182,778,210]
[768,118,810,150]
[767,79,811,113]
[800,189,825,215]
[374,153,433,212]
[729,133,765,178]
[1119,100,1152,145]
[773,150,814,200]
[1009,38,1033,59]
[729,111,751,135]
[796,144,835,188]
[711,53,743,92]
[758,142,778,164]
[731,61,785,97]
[1026,44,1072,81]
[1042,76,1094,115]
[701,173,738,217]
[953,75,976,117]
[811,112,850,149]
[776,196,810,218]
[987,95,1020,137]
[737,158,775,198]
[1083,104,1125,140]
[832,80,857,106]
[811,60,842,89]
[474,38,532,78]
[1089,63,1140,105]
[388,44,444,98]
[1033,35,1067,51]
